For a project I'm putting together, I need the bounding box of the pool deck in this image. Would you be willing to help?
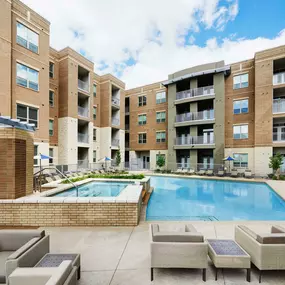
[44,221,285,285]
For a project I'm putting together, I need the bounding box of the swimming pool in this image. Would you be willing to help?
[146,176,285,221]
[52,181,131,197]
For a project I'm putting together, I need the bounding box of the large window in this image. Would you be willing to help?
[16,22,39,53]
[233,153,248,168]
[93,150,96,163]
[233,74,249,89]
[138,114,147,125]
[49,148,53,164]
[16,63,39,91]
[93,106,97,120]
[156,111,166,123]
[233,99,248,114]
[17,104,38,128]
[156,131,166,143]
[49,120,54,136]
[49,90,54,107]
[138,95,147,107]
[233,124,248,139]
[93,84,97,97]
[138,133,147,144]
[49,62,54,78]
[93,129,97,141]
[156,92,166,104]
[34,145,38,165]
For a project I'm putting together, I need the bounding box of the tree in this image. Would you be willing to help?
[156,154,165,169]
[269,153,283,179]
[116,149,121,167]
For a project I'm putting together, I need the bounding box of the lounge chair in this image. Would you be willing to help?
[53,175,61,181]
[231,169,238,177]
[188,169,195,175]
[150,224,208,282]
[45,176,54,183]
[181,169,188,174]
[244,169,253,178]
[99,169,106,174]
[197,169,206,175]
[175,169,183,174]
[206,169,213,176]
[217,170,224,177]
[235,225,285,283]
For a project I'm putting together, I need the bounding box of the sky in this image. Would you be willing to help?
[22,0,285,89]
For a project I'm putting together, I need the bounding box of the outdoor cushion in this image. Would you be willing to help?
[0,251,14,284]
[238,225,257,240]
[272,225,285,234]
[257,233,285,244]
[185,224,197,232]
[153,232,204,243]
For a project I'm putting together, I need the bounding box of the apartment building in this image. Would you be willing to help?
[125,82,167,170]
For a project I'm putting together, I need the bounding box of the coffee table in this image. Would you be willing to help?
[207,239,251,282]
[35,253,81,280]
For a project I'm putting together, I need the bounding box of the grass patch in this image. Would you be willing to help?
[61,173,145,184]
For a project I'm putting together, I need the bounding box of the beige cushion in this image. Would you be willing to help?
[0,251,14,283]
[272,225,285,234]
[185,224,197,232]
[153,232,204,243]
[238,225,257,240]
[257,233,285,244]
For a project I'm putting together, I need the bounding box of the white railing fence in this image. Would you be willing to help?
[273,99,285,113]
[176,85,214,100]
[176,110,214,122]
[78,133,89,143]
[175,135,214,145]
[78,79,89,92]
[273,72,285,85]
[112,118,120,126]
[78,106,89,117]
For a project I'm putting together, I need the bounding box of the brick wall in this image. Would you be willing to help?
[0,203,140,227]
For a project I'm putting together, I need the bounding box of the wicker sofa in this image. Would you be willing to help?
[150,224,208,281]
[235,225,285,282]
[0,230,49,284]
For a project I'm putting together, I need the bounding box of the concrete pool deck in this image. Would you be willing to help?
[43,221,285,285]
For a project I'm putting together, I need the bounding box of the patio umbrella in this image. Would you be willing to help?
[223,156,235,173]
[98,156,112,170]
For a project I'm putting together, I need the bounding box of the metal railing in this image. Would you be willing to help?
[78,160,89,168]
[125,124,129,130]
[176,85,214,100]
[273,99,285,113]
[111,139,120,146]
[273,72,285,85]
[125,142,130,148]
[78,79,89,92]
[78,133,89,143]
[175,135,214,145]
[112,118,120,126]
[273,132,285,142]
[112,98,120,106]
[125,106,130,113]
[78,106,89,117]
[176,110,214,123]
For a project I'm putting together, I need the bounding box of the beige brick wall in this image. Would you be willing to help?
[0,203,140,227]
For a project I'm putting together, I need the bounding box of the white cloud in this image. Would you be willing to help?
[21,0,285,89]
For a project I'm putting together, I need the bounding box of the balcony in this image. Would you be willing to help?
[112,118,120,126]
[112,98,120,107]
[125,106,130,113]
[125,124,129,131]
[273,72,285,86]
[78,133,89,144]
[111,139,120,147]
[78,79,89,92]
[174,135,215,149]
[273,99,285,114]
[175,110,214,126]
[176,86,214,103]
[273,132,285,143]
[78,106,89,118]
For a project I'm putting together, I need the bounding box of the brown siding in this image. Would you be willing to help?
[100,81,110,127]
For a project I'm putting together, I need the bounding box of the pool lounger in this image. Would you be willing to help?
[217,170,225,177]
[206,170,213,176]
[231,169,238,177]
[197,170,206,175]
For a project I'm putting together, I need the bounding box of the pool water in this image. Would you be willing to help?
[53,181,131,197]
[146,176,285,221]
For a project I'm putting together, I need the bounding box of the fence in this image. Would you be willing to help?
[176,85,214,100]
[176,110,214,123]
[273,72,285,85]
[78,106,89,117]
[78,79,89,92]
[78,133,89,143]
[273,99,285,114]
[175,135,214,145]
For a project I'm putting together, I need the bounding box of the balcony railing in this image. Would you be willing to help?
[176,110,214,123]
[111,139,120,146]
[273,72,285,85]
[125,142,130,148]
[78,133,89,143]
[125,106,130,113]
[175,135,214,145]
[78,106,89,117]
[176,85,214,100]
[273,99,285,114]
[78,79,89,92]
[125,124,129,130]
[112,118,120,126]
[78,160,89,168]
[112,98,120,106]
[273,132,285,142]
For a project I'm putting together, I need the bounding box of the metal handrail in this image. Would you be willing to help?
[34,166,79,196]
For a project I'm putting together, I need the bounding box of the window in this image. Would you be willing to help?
[156,131,166,143]
[49,62,54,78]
[138,95,147,106]
[233,124,248,139]
[16,22,39,53]
[138,114,147,125]
[49,148,53,164]
[156,91,166,104]
[17,104,38,128]
[49,90,54,107]
[34,145,38,165]
[93,106,97,120]
[233,153,248,168]
[138,133,147,144]
[156,111,166,123]
[233,74,249,89]
[49,120,54,136]
[233,99,248,114]
[156,154,166,162]
[16,63,39,91]
[93,151,96,163]
[93,84,97,97]
[93,129,97,141]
